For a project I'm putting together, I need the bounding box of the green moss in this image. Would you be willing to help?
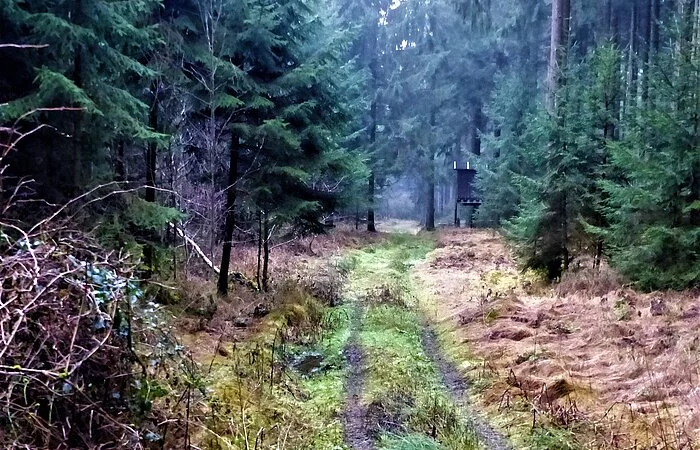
[362,306,439,399]
[201,287,352,449]
[342,235,477,450]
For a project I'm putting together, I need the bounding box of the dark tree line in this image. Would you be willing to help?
[1,0,367,294]
[2,0,698,290]
[478,0,700,289]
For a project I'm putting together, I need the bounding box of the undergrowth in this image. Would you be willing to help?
[192,281,352,449]
[418,257,584,450]
[379,433,446,450]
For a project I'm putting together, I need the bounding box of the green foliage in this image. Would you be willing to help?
[1,0,161,188]
[379,433,447,450]
[126,197,185,232]
[597,42,700,290]
[478,4,699,289]
[204,287,352,449]
[528,427,579,450]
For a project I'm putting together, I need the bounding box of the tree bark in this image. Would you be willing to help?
[262,214,270,292]
[425,151,436,231]
[256,210,262,288]
[603,0,613,40]
[625,3,639,116]
[217,132,240,296]
[115,140,126,182]
[652,0,661,55]
[146,94,158,204]
[425,11,438,232]
[367,170,377,232]
[367,60,378,233]
[143,86,159,276]
[71,0,84,194]
[468,102,483,156]
[547,0,571,110]
[641,0,653,103]
[366,14,380,233]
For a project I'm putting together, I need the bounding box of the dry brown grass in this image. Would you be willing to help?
[171,225,383,336]
[414,228,700,449]
[556,257,624,298]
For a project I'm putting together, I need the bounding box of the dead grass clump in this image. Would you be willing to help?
[269,280,325,343]
[488,325,533,341]
[296,263,344,306]
[499,372,586,429]
[416,229,700,448]
[366,392,414,438]
[169,277,217,316]
[556,260,623,298]
[366,280,408,308]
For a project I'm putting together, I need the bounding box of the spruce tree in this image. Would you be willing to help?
[600,33,700,289]
[0,0,161,196]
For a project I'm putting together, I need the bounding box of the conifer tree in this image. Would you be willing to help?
[0,0,161,196]
[600,16,700,289]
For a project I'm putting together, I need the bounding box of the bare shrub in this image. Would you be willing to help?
[0,229,150,448]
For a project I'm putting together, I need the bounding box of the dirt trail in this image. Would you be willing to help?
[338,233,514,450]
[342,303,373,450]
[421,326,513,450]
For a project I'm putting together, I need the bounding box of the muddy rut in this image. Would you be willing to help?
[421,326,513,450]
[342,302,373,450]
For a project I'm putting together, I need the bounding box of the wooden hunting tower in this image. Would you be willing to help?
[454,161,481,226]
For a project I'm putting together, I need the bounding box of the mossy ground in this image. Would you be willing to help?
[345,234,479,450]
[193,291,353,449]
[183,231,491,449]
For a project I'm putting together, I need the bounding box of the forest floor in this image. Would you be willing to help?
[171,224,699,449]
[414,228,700,449]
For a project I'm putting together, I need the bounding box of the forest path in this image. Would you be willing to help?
[339,232,513,450]
[421,326,513,450]
[342,301,373,450]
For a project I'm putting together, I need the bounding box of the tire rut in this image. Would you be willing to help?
[342,302,373,450]
[421,326,513,450]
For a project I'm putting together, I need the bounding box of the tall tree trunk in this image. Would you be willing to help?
[625,3,639,116]
[366,16,380,233]
[217,133,240,296]
[146,95,158,204]
[72,51,83,194]
[262,214,270,292]
[652,0,661,55]
[468,102,483,156]
[367,87,378,232]
[425,11,438,232]
[367,170,377,232]
[425,151,436,231]
[641,0,653,103]
[115,140,126,182]
[547,0,571,110]
[256,210,262,288]
[603,0,613,40]
[143,87,159,276]
[71,0,84,194]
